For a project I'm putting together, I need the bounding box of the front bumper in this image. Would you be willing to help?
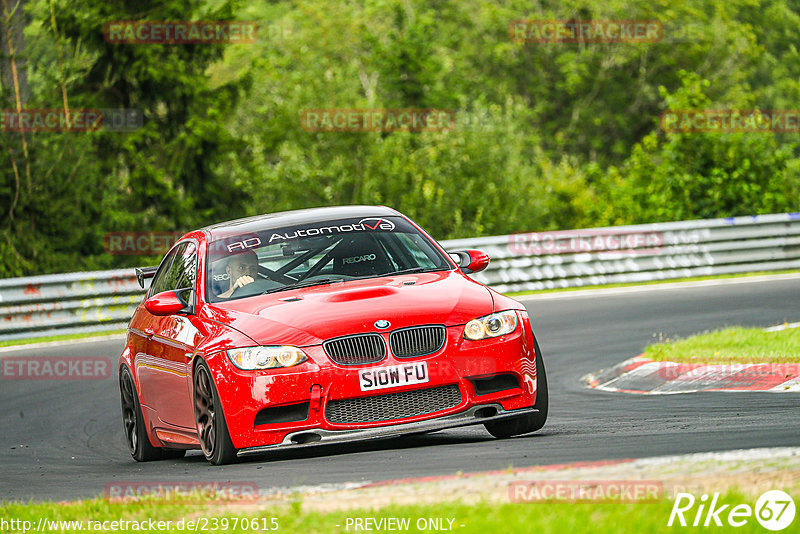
[237,403,539,456]
[209,311,539,451]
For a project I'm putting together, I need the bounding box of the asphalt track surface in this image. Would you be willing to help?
[2,276,799,502]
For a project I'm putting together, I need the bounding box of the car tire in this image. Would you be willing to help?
[484,335,548,438]
[193,360,238,465]
[119,366,183,461]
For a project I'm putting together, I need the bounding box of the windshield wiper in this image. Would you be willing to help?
[262,277,345,294]
[392,267,449,275]
[390,267,426,275]
[350,267,446,280]
[263,269,446,293]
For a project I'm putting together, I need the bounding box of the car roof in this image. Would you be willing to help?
[201,205,402,240]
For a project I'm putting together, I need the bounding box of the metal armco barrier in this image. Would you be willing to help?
[0,270,142,341]
[450,212,800,293]
[1,212,798,341]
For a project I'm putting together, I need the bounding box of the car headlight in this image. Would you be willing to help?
[463,311,518,340]
[227,346,308,370]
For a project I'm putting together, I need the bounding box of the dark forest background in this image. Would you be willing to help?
[1,0,798,276]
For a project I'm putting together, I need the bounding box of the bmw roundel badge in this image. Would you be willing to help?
[374,319,391,329]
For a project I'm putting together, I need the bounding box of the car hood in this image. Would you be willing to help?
[204,271,493,346]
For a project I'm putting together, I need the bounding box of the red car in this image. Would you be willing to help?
[119,206,548,465]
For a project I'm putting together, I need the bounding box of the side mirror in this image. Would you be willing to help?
[144,289,194,316]
[448,249,490,274]
[135,266,158,289]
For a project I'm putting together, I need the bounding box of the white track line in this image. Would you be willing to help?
[518,272,800,301]
[764,321,800,332]
[0,333,126,353]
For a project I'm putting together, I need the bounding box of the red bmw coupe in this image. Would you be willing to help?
[119,206,547,465]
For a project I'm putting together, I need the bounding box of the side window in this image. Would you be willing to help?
[391,233,441,268]
[148,242,197,296]
[148,245,182,297]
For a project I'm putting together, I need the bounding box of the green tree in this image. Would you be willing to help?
[596,72,799,225]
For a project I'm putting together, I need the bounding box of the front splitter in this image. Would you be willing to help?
[237,404,538,457]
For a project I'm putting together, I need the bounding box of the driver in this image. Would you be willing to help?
[218,250,259,298]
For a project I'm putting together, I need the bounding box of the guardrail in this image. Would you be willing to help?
[1,212,798,341]
[451,212,800,293]
[0,270,144,341]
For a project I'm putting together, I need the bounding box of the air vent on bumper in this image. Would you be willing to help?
[254,401,310,426]
[470,374,520,395]
[326,384,462,424]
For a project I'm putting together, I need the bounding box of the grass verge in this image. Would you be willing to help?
[0,491,776,533]
[645,326,800,364]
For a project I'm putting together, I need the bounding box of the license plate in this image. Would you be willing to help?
[359,361,429,391]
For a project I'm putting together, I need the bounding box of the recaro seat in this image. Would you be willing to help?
[330,235,395,278]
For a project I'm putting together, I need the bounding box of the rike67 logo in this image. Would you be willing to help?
[668,490,795,531]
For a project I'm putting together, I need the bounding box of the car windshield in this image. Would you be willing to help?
[206,216,452,302]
